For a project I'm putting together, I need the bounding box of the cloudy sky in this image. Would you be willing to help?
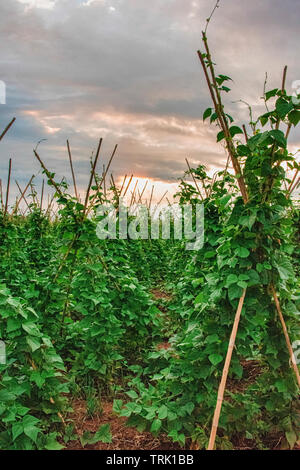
[0,0,299,204]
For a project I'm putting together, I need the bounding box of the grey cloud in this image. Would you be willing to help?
[0,0,299,207]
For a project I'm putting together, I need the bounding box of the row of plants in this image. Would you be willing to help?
[0,34,299,450]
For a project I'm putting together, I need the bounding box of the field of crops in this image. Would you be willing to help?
[0,32,299,451]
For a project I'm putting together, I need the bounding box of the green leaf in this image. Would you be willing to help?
[30,371,45,388]
[209,354,223,366]
[126,390,138,399]
[248,269,260,285]
[26,336,41,352]
[237,145,251,157]
[219,194,231,208]
[260,114,269,127]
[229,126,243,138]
[0,390,16,401]
[113,399,123,414]
[191,278,202,288]
[232,362,243,378]
[203,108,212,121]
[285,430,297,449]
[45,438,64,450]
[150,419,162,432]
[247,132,269,150]
[228,284,243,301]
[210,112,218,123]
[80,431,93,447]
[7,318,21,333]
[269,129,287,148]
[204,251,215,259]
[265,88,278,100]
[12,422,23,441]
[274,256,294,280]
[274,380,287,393]
[22,415,40,443]
[217,131,225,142]
[225,274,238,287]
[237,281,247,288]
[184,402,195,415]
[22,322,41,337]
[288,110,300,126]
[275,97,293,119]
[239,212,256,230]
[93,424,112,444]
[158,405,168,420]
[235,247,250,258]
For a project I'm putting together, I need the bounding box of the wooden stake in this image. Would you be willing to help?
[130,180,138,207]
[270,285,300,388]
[0,179,3,210]
[99,144,118,188]
[4,158,12,218]
[138,180,148,203]
[119,174,127,196]
[148,185,154,209]
[185,158,204,200]
[67,140,79,200]
[207,289,247,450]
[123,174,133,198]
[0,118,16,142]
[197,41,249,204]
[289,176,299,196]
[40,179,45,212]
[103,166,107,200]
[34,150,63,197]
[83,138,102,215]
[13,175,35,215]
[87,144,118,212]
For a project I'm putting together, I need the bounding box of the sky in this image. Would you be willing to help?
[0,0,299,205]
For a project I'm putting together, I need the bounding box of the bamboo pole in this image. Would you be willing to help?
[83,138,102,215]
[130,180,138,207]
[40,179,45,213]
[185,158,204,200]
[13,175,35,215]
[148,185,154,209]
[45,193,55,218]
[207,289,247,450]
[138,180,148,203]
[242,124,248,142]
[4,158,12,218]
[87,144,118,212]
[0,118,16,142]
[119,174,127,196]
[67,140,79,201]
[0,179,3,210]
[197,42,248,204]
[30,183,38,206]
[287,169,298,194]
[33,150,63,197]
[270,285,300,388]
[98,144,118,189]
[123,174,133,198]
[103,166,107,200]
[289,176,299,196]
[16,181,32,213]
[157,190,168,206]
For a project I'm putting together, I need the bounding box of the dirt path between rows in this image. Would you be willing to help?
[65,400,181,450]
